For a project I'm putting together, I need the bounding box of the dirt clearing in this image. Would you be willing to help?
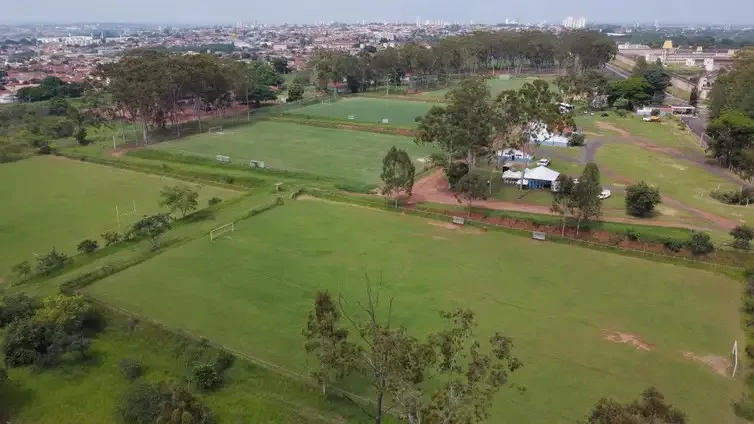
[426,220,482,234]
[595,121,631,137]
[681,352,731,377]
[603,330,654,351]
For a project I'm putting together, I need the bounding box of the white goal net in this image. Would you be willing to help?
[732,340,739,378]
[210,222,235,241]
[208,126,224,134]
[116,201,136,227]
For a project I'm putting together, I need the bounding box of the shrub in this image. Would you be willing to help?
[731,225,754,249]
[2,318,90,368]
[688,231,714,255]
[444,162,469,187]
[710,187,754,205]
[208,197,223,206]
[625,181,662,218]
[0,294,38,328]
[746,344,754,360]
[192,363,222,391]
[101,231,122,247]
[37,144,52,155]
[624,229,640,242]
[734,394,754,421]
[663,238,683,253]
[118,358,143,380]
[11,260,32,279]
[616,109,628,117]
[429,152,448,167]
[223,175,235,185]
[214,350,235,373]
[117,381,171,424]
[77,239,99,254]
[568,132,585,147]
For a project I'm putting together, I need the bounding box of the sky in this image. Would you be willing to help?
[3,0,753,26]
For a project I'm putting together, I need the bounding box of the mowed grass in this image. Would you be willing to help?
[87,199,745,423]
[149,121,439,183]
[287,97,436,126]
[0,156,239,277]
[597,143,754,226]
[422,76,556,99]
[0,310,370,424]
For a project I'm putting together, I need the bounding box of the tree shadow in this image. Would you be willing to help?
[0,380,36,420]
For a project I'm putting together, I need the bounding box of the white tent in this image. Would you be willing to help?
[529,121,570,147]
[524,166,560,182]
[502,167,559,190]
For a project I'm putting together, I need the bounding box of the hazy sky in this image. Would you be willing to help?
[4,0,753,25]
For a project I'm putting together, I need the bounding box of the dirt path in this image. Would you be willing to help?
[411,170,722,231]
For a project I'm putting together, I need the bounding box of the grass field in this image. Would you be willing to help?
[287,97,436,126]
[0,156,239,277]
[149,121,439,184]
[0,309,370,424]
[422,76,557,99]
[87,199,745,423]
[597,143,754,226]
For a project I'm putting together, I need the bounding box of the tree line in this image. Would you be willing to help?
[305,30,617,94]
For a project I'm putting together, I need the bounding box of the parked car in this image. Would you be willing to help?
[537,158,551,167]
[599,189,612,200]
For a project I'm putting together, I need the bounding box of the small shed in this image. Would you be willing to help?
[497,148,533,163]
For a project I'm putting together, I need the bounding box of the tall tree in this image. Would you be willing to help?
[380,146,416,206]
[625,181,662,218]
[454,172,488,216]
[551,174,576,236]
[130,213,172,249]
[302,291,357,395]
[572,163,602,234]
[159,185,200,217]
[415,78,495,169]
[705,110,754,169]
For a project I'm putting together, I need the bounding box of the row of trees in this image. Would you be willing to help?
[305,30,617,94]
[706,48,754,178]
[16,76,84,102]
[302,286,687,424]
[95,49,284,142]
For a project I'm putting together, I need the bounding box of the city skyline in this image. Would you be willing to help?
[2,0,753,26]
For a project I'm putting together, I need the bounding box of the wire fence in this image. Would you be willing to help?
[303,189,748,272]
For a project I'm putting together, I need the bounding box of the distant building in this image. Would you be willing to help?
[562,16,586,29]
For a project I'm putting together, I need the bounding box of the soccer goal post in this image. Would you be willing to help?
[732,340,739,378]
[116,201,137,227]
[208,126,224,134]
[210,222,235,241]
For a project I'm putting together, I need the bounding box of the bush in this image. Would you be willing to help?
[37,144,52,155]
[118,358,143,380]
[0,294,38,328]
[101,231,122,247]
[76,239,99,254]
[208,197,223,206]
[663,238,683,253]
[214,350,235,373]
[568,132,585,147]
[192,363,222,391]
[688,231,714,256]
[734,395,754,421]
[624,229,640,242]
[730,225,754,249]
[2,318,90,368]
[710,187,754,205]
[625,181,662,218]
[11,260,32,280]
[429,152,448,167]
[616,109,628,117]
[117,381,171,424]
[35,247,71,275]
[444,162,469,187]
[746,344,754,360]
[223,175,235,185]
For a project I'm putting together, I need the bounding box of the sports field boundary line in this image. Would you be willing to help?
[299,189,746,273]
[83,295,377,407]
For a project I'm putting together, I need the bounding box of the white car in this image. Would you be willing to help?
[537,158,551,167]
[599,189,612,200]
[642,117,651,122]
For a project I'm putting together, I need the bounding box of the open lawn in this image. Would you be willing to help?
[148,121,439,184]
[0,156,239,277]
[0,309,370,424]
[287,97,436,127]
[422,76,557,99]
[87,199,745,423]
[597,143,754,226]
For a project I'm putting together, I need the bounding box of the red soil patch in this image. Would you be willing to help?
[109,145,143,158]
[595,121,631,137]
[603,330,653,351]
[632,140,683,156]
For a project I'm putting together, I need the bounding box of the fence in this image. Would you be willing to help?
[302,189,746,272]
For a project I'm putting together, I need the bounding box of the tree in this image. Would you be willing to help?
[609,77,653,110]
[35,247,70,275]
[76,239,99,254]
[192,363,222,391]
[633,59,671,103]
[48,96,69,116]
[286,82,305,102]
[625,181,662,218]
[74,127,88,145]
[34,294,96,334]
[2,318,89,368]
[11,261,31,280]
[381,146,416,207]
[587,387,686,424]
[0,294,37,328]
[572,163,602,234]
[444,162,469,187]
[454,172,488,216]
[130,213,172,249]
[117,381,171,424]
[302,291,357,395]
[689,87,700,108]
[415,78,496,169]
[551,174,576,236]
[705,110,754,169]
[731,225,754,249]
[159,185,199,217]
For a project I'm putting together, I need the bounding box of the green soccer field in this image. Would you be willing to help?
[86,198,745,424]
[0,156,239,277]
[149,121,439,183]
[422,76,557,99]
[286,97,436,126]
